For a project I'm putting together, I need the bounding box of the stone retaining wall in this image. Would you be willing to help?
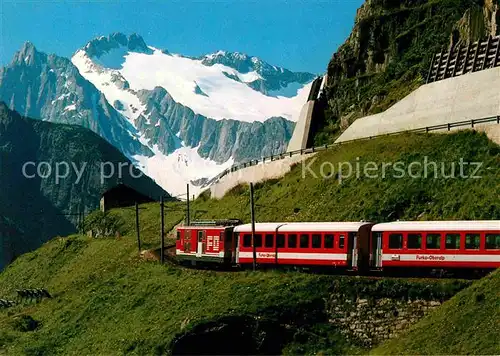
[327,296,441,346]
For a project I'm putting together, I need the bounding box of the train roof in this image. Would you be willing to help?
[234,223,288,232]
[178,225,227,229]
[372,221,500,232]
[234,222,373,233]
[279,222,373,232]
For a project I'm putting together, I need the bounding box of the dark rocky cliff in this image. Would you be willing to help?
[0,103,166,269]
[316,0,499,144]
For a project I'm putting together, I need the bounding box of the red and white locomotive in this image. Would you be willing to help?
[176,220,500,273]
[176,220,241,265]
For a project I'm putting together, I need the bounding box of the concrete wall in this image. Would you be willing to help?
[476,123,500,144]
[209,153,315,199]
[287,76,326,152]
[287,101,315,152]
[336,66,500,143]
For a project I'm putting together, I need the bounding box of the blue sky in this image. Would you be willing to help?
[0,0,363,73]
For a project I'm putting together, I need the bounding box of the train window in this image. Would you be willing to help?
[485,234,500,250]
[339,235,345,249]
[426,234,441,249]
[198,231,204,242]
[324,234,335,248]
[300,234,310,248]
[288,234,297,248]
[176,231,181,240]
[243,234,252,248]
[389,234,403,249]
[277,234,285,248]
[254,234,262,248]
[265,234,274,248]
[445,234,461,249]
[407,234,422,249]
[465,234,480,249]
[312,234,321,248]
[219,232,225,242]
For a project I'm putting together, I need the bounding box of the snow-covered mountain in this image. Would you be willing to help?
[0,41,151,159]
[0,33,316,196]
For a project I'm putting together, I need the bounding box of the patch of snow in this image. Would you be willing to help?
[205,50,227,60]
[137,132,152,148]
[64,104,77,112]
[57,93,71,100]
[237,71,262,83]
[72,49,146,126]
[133,145,234,197]
[51,93,71,104]
[143,112,152,125]
[117,49,310,122]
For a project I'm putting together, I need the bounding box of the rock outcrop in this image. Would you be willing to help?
[316,0,500,144]
[0,103,166,270]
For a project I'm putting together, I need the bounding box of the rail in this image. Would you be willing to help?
[204,115,500,187]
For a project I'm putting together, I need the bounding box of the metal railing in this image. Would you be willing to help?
[204,115,500,187]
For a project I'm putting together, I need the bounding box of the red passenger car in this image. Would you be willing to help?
[234,222,374,270]
[370,221,500,270]
[176,220,241,264]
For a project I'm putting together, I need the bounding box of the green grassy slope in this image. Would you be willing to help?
[0,231,467,355]
[196,131,500,223]
[0,131,498,355]
[373,269,500,355]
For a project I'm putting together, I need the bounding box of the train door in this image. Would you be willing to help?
[345,232,354,268]
[223,227,234,263]
[274,226,286,265]
[196,230,206,257]
[356,224,374,271]
[350,232,359,269]
[184,229,192,253]
[234,232,241,264]
[224,227,237,264]
[370,232,383,268]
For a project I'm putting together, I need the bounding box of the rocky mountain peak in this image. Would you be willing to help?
[12,41,46,66]
[127,33,151,53]
[201,50,265,74]
[82,32,153,59]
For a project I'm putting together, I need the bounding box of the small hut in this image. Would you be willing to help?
[100,184,156,212]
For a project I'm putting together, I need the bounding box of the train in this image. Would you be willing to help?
[175,219,500,274]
